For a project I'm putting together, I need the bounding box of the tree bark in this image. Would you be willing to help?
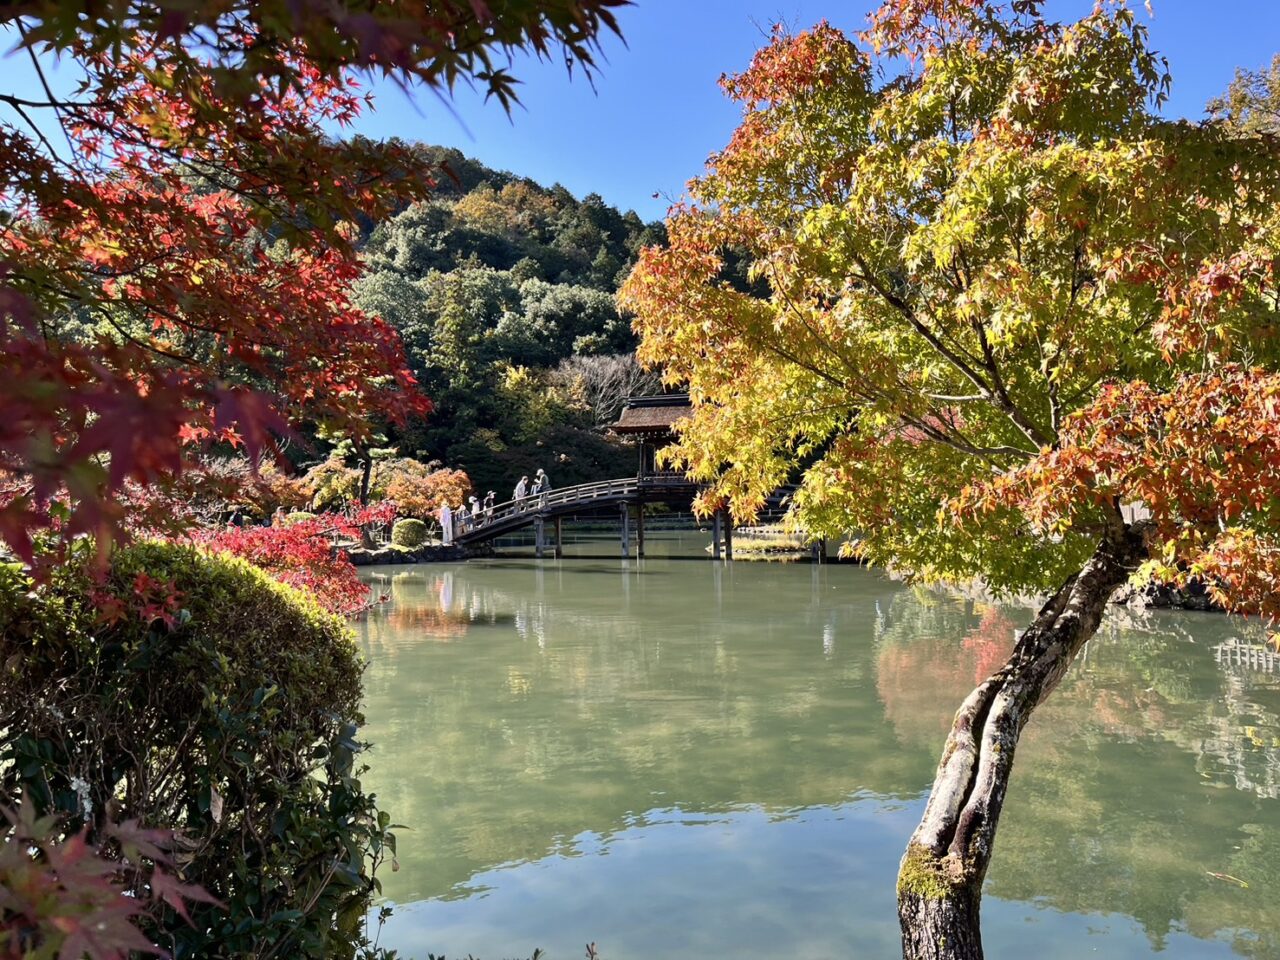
[358,455,372,506]
[897,519,1149,960]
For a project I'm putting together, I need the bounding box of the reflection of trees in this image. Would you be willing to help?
[875,598,1017,746]
[361,562,1280,956]
[354,563,936,903]
[877,605,1280,957]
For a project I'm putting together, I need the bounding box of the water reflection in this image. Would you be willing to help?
[358,537,1280,959]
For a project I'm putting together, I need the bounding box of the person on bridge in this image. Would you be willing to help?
[513,475,529,503]
[439,503,453,545]
[532,468,552,494]
[483,491,495,520]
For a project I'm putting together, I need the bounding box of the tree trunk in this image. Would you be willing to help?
[357,455,377,547]
[358,456,372,506]
[897,519,1149,960]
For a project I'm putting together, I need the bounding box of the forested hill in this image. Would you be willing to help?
[351,146,667,496]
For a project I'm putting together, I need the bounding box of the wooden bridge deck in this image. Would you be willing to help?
[452,473,701,546]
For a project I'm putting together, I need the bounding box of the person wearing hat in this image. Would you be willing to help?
[467,495,481,531]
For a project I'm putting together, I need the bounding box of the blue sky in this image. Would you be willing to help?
[338,0,1280,220]
[2,2,1278,220]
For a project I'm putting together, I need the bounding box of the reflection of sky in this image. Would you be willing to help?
[374,797,1241,960]
[358,538,1280,960]
[376,798,917,960]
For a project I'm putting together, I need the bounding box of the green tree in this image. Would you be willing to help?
[353,161,660,478]
[351,271,434,357]
[620,4,1280,958]
[1209,53,1280,136]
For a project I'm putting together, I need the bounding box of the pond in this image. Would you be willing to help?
[357,532,1280,960]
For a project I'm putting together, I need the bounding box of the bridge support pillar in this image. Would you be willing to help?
[554,516,563,559]
[636,506,645,558]
[723,511,733,561]
[620,502,630,558]
[535,517,545,559]
[711,511,722,560]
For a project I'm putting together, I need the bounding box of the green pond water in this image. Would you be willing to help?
[357,532,1280,960]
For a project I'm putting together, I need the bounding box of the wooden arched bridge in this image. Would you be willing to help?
[451,472,704,558]
[448,394,797,559]
[450,471,800,560]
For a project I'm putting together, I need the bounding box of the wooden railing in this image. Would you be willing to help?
[451,472,698,543]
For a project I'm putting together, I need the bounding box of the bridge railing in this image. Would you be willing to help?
[450,473,697,542]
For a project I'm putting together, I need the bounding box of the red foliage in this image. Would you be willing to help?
[863,0,1036,59]
[0,5,624,957]
[963,365,1280,620]
[719,22,857,107]
[0,799,218,960]
[199,519,370,616]
[351,500,398,530]
[0,1,630,560]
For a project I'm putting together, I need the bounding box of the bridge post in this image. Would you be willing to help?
[554,516,563,559]
[711,511,722,560]
[535,517,545,559]
[636,506,645,558]
[620,502,630,558]
[723,511,733,561]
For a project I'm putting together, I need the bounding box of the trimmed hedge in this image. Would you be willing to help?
[0,542,395,959]
[284,510,317,524]
[391,518,428,548]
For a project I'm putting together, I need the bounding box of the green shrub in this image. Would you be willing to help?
[0,542,396,959]
[285,510,316,524]
[391,518,428,548]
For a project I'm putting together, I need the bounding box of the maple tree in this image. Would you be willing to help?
[383,462,474,519]
[199,514,375,616]
[0,0,625,563]
[0,2,627,956]
[620,2,1280,957]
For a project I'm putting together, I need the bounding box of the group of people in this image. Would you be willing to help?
[440,468,553,544]
[511,467,552,503]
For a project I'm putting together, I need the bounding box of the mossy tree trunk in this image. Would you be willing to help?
[897,518,1149,960]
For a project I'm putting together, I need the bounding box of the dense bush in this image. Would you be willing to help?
[285,510,317,524]
[391,518,429,548]
[0,542,396,959]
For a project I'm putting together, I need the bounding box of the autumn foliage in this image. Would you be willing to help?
[621,0,1280,625]
[0,0,624,564]
[621,4,1280,954]
[384,464,475,518]
[1,2,625,956]
[199,519,371,616]
[0,65,431,560]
